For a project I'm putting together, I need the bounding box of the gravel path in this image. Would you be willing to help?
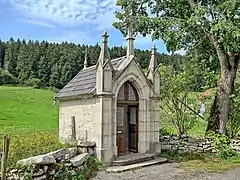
[92,163,240,180]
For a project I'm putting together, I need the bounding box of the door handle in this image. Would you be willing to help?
[117,131,122,134]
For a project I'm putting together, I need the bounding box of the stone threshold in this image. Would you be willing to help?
[112,153,155,166]
[106,157,168,173]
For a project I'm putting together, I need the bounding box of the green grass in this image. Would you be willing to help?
[159,149,240,172]
[0,86,58,134]
[0,131,68,168]
[181,157,240,172]
[0,86,74,168]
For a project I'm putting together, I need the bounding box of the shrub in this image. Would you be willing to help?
[25,78,42,89]
[56,156,102,180]
[82,156,102,179]
[0,68,17,85]
[159,64,199,136]
[213,134,238,160]
[46,86,59,93]
[159,127,175,136]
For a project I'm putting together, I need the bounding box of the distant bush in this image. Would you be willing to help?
[25,78,42,89]
[46,86,59,93]
[0,68,17,85]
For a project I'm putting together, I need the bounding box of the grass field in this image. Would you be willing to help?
[0,86,58,134]
[0,85,208,136]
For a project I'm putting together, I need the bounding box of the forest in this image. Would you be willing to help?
[0,37,184,89]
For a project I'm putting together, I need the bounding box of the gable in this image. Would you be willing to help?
[113,56,152,88]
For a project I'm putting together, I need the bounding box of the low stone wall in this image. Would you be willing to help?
[4,141,96,180]
[160,135,240,154]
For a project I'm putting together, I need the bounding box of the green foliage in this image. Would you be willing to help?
[159,64,199,136]
[25,78,42,89]
[82,156,102,179]
[0,68,17,85]
[114,0,240,53]
[21,165,35,180]
[213,134,238,160]
[56,156,102,180]
[114,0,240,135]
[159,127,175,136]
[185,53,219,92]
[56,164,69,180]
[0,86,58,133]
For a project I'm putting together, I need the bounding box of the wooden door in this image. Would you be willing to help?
[128,106,138,152]
[116,105,126,155]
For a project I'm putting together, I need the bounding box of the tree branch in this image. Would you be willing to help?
[205,32,229,69]
[175,97,204,120]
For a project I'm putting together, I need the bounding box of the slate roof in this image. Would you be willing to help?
[55,56,126,99]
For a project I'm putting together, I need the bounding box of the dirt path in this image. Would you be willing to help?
[92,163,240,180]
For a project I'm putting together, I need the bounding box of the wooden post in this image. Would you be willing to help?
[71,116,76,142]
[1,135,10,180]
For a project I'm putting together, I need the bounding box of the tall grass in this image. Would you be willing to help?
[0,131,68,168]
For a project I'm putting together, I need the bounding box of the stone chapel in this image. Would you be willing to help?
[55,26,161,163]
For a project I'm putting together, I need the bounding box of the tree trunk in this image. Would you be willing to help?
[206,54,239,135]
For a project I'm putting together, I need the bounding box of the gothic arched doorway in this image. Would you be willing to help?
[116,81,139,155]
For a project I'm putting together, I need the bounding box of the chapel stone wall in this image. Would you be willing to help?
[59,98,97,143]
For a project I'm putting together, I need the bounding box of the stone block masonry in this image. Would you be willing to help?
[160,135,240,154]
[4,141,96,180]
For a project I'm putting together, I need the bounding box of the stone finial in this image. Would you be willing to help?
[102,31,109,43]
[84,47,88,69]
[147,44,158,80]
[98,31,111,66]
[149,44,158,72]
[126,16,135,58]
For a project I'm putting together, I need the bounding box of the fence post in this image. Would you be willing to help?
[1,135,10,180]
[71,116,76,142]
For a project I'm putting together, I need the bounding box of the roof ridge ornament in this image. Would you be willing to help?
[97,31,111,68]
[84,47,88,69]
[125,13,135,58]
[147,44,158,80]
[149,44,158,71]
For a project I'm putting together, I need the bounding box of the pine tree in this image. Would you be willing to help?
[1,37,185,89]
